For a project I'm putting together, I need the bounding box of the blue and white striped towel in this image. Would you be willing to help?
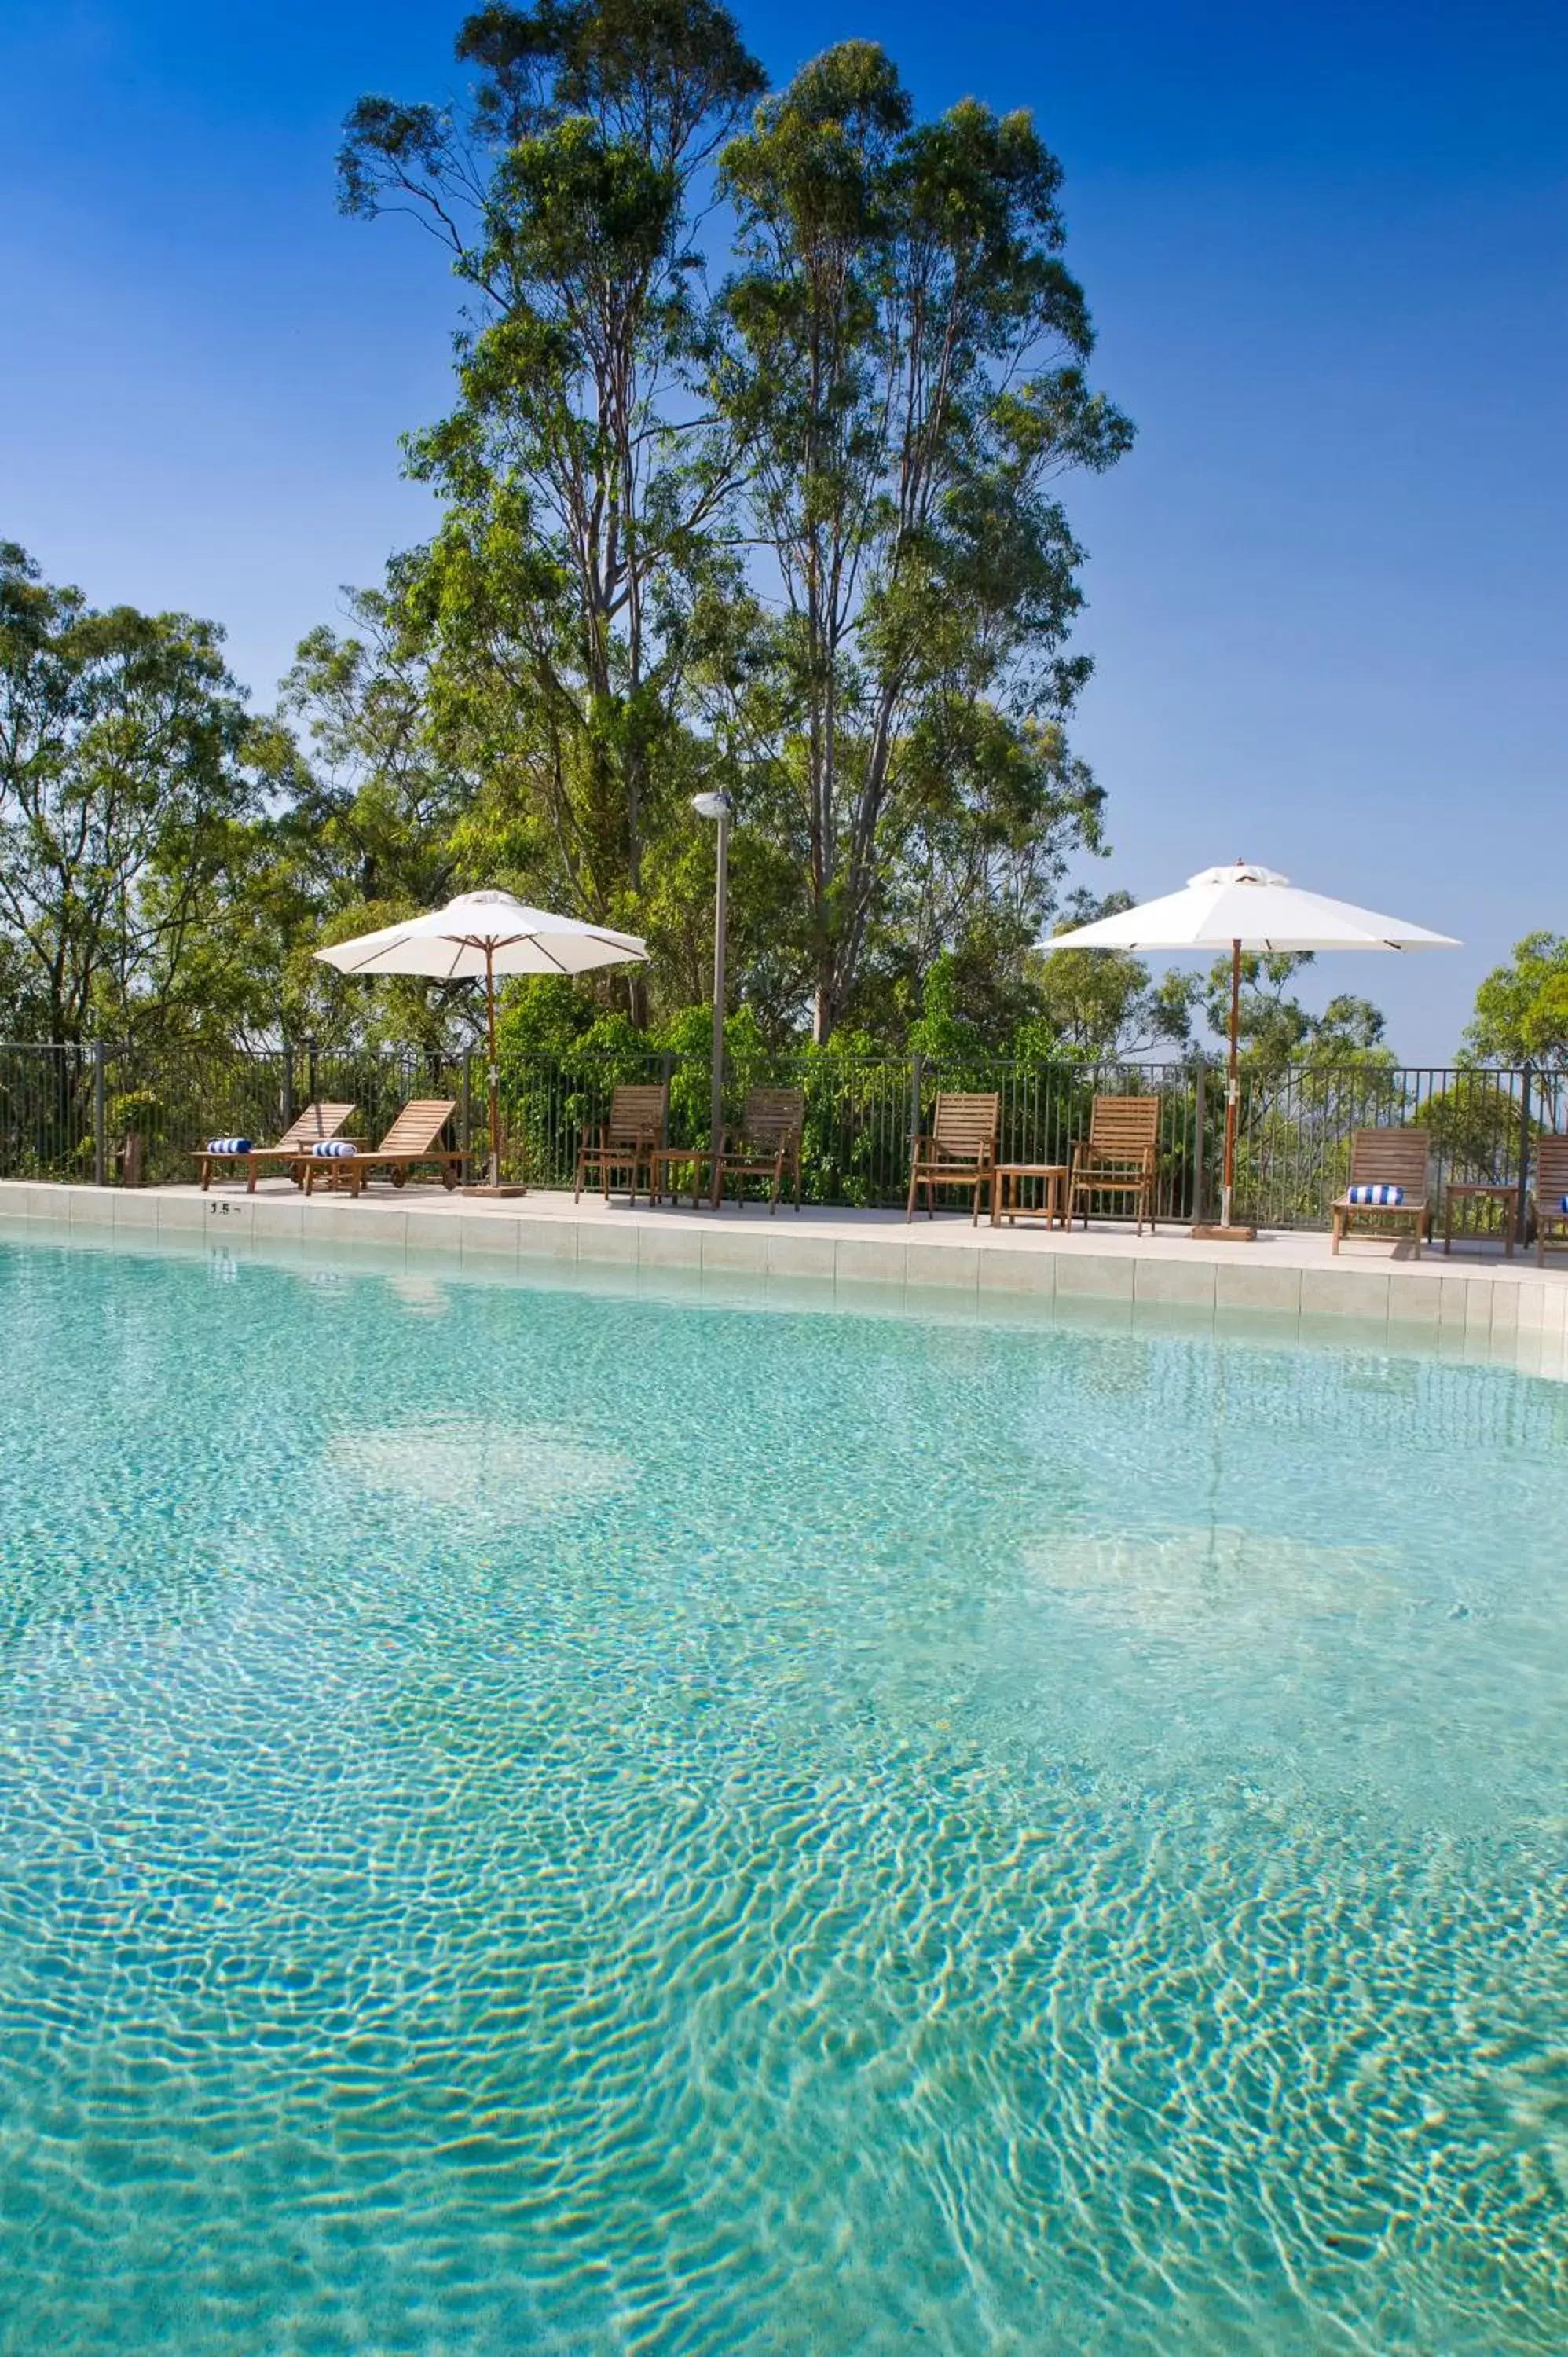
[310,1140,357,1158]
[207,1136,252,1155]
[1346,1183,1404,1206]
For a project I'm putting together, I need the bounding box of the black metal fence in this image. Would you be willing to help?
[0,1038,1561,1233]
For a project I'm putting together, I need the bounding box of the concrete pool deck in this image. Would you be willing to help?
[4,1176,1566,1375]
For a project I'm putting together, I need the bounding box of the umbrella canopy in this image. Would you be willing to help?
[1038,863,1460,956]
[316,892,647,1191]
[1038,863,1460,1233]
[315,891,647,981]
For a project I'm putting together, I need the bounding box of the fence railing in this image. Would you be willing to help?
[0,1039,1561,1233]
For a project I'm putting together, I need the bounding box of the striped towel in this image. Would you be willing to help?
[1346,1183,1404,1206]
[207,1136,252,1155]
[310,1140,357,1158]
[1559,1196,1568,1215]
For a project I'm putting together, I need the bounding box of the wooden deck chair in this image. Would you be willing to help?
[303,1100,464,1197]
[193,1102,357,1194]
[573,1083,668,1205]
[1331,1127,1431,1258]
[1532,1134,1568,1267]
[1068,1095,1162,1233]
[713,1087,804,1213]
[905,1093,999,1225]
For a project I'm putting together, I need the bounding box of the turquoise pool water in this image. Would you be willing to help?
[0,1234,1564,2354]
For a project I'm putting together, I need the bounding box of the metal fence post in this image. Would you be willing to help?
[305,1033,318,1112]
[1192,1061,1206,1225]
[281,1039,295,1133]
[460,1050,472,1159]
[907,1052,924,1186]
[660,1050,673,1149]
[1517,1062,1533,1249]
[93,1041,107,1186]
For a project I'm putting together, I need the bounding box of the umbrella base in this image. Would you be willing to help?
[1191,1222,1258,1243]
[463,1183,528,1199]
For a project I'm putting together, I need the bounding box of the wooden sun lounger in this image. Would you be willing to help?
[712,1087,804,1212]
[905,1093,999,1224]
[1533,1135,1568,1267]
[573,1083,668,1205]
[1068,1094,1162,1234]
[302,1099,465,1197]
[194,1102,357,1193]
[1331,1127,1432,1257]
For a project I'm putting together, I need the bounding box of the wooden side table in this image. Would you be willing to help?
[991,1163,1068,1230]
[1443,1180,1519,1256]
[651,1146,718,1207]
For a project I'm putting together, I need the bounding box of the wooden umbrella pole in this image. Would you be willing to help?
[463,938,526,1195]
[1194,935,1254,1240]
[485,944,501,1187]
[1222,936,1240,1229]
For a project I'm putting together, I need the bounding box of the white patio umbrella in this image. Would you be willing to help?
[316,891,647,1195]
[1038,862,1460,1236]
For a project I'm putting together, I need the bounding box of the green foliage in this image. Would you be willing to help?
[340,0,765,1019]
[1465,933,1568,1071]
[336,16,1127,1043]
[1026,937,1196,1065]
[1414,1080,1524,1184]
[1203,951,1394,1077]
[0,541,287,1049]
[714,47,1131,1038]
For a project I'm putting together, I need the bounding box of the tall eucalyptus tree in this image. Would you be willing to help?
[339,1,765,991]
[716,44,1133,1039]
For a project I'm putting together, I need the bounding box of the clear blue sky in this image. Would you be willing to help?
[3,1,1564,1059]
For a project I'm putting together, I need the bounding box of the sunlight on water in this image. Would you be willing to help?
[0,1236,1564,2353]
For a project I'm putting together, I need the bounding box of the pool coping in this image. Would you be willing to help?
[3,1177,1566,1380]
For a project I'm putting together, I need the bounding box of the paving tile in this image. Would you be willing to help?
[247,1198,305,1243]
[1513,1281,1548,1333]
[977,1242,1057,1294]
[1053,1252,1135,1301]
[66,1186,115,1230]
[514,1219,578,1261]
[1386,1273,1442,1325]
[1299,1268,1390,1321]
[701,1226,769,1273]
[1438,1276,1471,1329]
[1214,1263,1302,1314]
[305,1203,408,1250]
[459,1215,518,1262]
[193,1197,254,1241]
[1462,1281,1493,1336]
[636,1221,703,1269]
[904,1242,980,1291]
[401,1211,463,1262]
[764,1230,837,1280]
[574,1219,639,1265]
[1132,1257,1216,1307]
[835,1239,907,1286]
[110,1191,159,1227]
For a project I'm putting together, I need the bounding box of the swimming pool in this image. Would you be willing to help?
[1,1233,1563,2352]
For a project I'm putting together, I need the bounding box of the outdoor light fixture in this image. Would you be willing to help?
[691,791,735,1204]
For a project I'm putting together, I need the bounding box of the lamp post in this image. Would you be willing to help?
[691,790,733,1205]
